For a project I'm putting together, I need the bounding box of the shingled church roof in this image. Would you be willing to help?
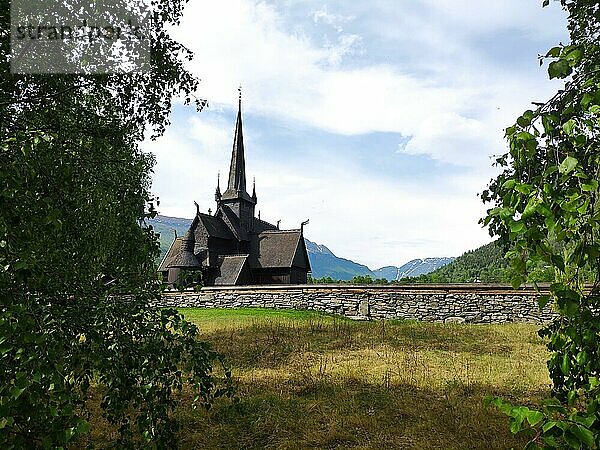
[166,229,201,269]
[196,213,235,240]
[158,236,182,272]
[252,217,278,233]
[248,230,305,268]
[211,255,250,285]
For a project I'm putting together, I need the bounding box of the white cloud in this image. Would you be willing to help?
[311,8,354,32]
[143,117,230,216]
[188,116,232,157]
[171,0,565,168]
[323,33,363,65]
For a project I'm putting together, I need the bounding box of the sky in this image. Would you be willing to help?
[143,0,569,270]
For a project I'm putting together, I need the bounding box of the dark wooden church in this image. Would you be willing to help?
[159,95,311,286]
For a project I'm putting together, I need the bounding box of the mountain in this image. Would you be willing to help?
[148,215,192,261]
[147,215,454,281]
[372,257,456,281]
[304,240,375,280]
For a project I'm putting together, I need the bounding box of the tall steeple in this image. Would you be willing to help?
[226,87,247,195]
[219,88,257,232]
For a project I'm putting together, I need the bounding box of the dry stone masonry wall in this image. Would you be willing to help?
[156,284,558,324]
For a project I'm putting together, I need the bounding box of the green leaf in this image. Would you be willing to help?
[64,427,76,442]
[538,295,551,309]
[571,425,594,447]
[581,93,593,108]
[516,131,535,141]
[567,389,577,405]
[523,200,538,218]
[525,409,544,426]
[559,155,578,174]
[0,417,14,429]
[510,221,526,233]
[76,420,91,435]
[577,200,588,214]
[545,46,560,57]
[562,119,577,136]
[542,115,558,134]
[550,254,565,272]
[511,274,525,289]
[509,406,529,434]
[581,179,598,191]
[10,386,25,400]
[542,435,559,447]
[573,414,595,428]
[515,183,532,195]
[548,59,572,79]
[564,47,583,65]
[509,417,523,434]
[561,354,571,375]
[564,430,580,447]
[542,421,558,433]
[562,300,579,317]
[535,203,552,217]
[517,110,534,127]
[502,179,516,190]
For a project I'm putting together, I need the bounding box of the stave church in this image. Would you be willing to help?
[158,94,311,286]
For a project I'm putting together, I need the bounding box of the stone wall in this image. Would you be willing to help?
[155,284,558,324]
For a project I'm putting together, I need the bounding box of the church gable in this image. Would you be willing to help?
[158,236,183,273]
[218,204,248,241]
[253,217,278,233]
[249,230,303,269]
[210,255,251,286]
[292,237,310,270]
[196,213,235,240]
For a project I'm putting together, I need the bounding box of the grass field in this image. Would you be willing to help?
[91,308,551,449]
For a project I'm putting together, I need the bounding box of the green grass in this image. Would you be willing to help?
[90,308,551,449]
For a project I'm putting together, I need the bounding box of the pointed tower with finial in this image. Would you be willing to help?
[215,171,221,205]
[219,87,257,231]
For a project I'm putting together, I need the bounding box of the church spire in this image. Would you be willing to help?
[219,88,256,231]
[227,87,247,194]
[215,171,221,203]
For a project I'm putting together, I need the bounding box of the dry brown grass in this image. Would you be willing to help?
[89,308,551,449]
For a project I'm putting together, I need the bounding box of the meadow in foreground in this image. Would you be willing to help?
[90,308,550,449]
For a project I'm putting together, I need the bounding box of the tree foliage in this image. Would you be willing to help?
[482,0,600,447]
[0,1,231,448]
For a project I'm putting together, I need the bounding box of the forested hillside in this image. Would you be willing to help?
[403,241,562,284]
[405,242,510,283]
